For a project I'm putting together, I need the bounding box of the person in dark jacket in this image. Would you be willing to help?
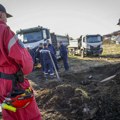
[26,47,35,64]
[47,40,59,71]
[42,43,54,79]
[59,41,69,71]
[35,43,44,72]
[35,43,43,63]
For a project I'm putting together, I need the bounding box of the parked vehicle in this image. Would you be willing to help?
[50,33,69,59]
[16,26,50,51]
[68,34,103,57]
[68,39,80,55]
[16,26,69,59]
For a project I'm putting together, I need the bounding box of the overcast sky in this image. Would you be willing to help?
[1,0,120,38]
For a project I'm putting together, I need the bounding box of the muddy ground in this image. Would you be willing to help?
[26,56,120,120]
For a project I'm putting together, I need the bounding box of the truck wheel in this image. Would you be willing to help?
[96,54,100,57]
[81,50,84,58]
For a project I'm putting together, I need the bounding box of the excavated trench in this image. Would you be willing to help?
[32,63,120,120]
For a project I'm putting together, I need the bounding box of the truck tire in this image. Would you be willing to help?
[96,54,100,57]
[81,50,84,58]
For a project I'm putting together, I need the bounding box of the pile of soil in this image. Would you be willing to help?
[29,63,120,120]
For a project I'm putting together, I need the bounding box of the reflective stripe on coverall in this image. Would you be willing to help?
[42,48,54,76]
[0,21,41,120]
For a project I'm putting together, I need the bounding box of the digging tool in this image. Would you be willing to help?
[100,74,116,83]
[40,50,61,81]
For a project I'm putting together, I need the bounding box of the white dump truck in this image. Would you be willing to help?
[68,34,103,57]
[16,26,69,59]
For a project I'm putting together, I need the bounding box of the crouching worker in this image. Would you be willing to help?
[0,4,41,120]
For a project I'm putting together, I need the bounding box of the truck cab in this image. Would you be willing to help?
[68,39,80,55]
[16,26,50,52]
[50,33,69,59]
[79,34,103,57]
[16,26,69,60]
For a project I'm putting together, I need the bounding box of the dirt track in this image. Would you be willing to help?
[27,56,120,120]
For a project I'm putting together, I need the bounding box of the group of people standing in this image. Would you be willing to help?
[34,40,69,79]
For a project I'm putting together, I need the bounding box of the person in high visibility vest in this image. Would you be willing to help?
[0,4,41,120]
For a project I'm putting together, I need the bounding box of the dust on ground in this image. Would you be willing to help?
[26,56,120,120]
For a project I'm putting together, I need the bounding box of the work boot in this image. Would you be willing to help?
[50,73,54,79]
[44,73,48,81]
[50,75,54,79]
[45,78,48,82]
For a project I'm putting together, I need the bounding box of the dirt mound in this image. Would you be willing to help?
[92,76,120,120]
[33,63,120,120]
[36,84,90,120]
[37,80,120,120]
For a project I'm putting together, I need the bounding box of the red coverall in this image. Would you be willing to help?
[0,21,42,120]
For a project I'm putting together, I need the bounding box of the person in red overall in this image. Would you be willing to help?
[0,4,42,120]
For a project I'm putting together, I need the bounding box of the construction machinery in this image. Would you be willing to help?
[68,34,103,57]
[16,26,50,51]
[16,26,69,59]
[50,33,69,59]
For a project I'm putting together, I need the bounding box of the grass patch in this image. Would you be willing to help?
[75,88,90,99]
[102,44,120,57]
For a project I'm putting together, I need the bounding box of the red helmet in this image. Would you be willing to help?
[11,93,34,108]
[6,87,34,108]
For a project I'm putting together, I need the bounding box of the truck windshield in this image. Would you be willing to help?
[23,31,43,43]
[87,36,102,43]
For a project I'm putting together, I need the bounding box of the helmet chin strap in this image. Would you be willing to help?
[0,12,2,19]
[0,12,7,23]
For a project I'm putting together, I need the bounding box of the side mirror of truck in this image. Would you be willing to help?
[43,30,47,39]
[83,38,85,42]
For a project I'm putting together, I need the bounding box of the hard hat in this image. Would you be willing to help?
[0,4,12,18]
[43,42,47,46]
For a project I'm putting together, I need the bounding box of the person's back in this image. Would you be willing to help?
[48,43,56,55]
[42,47,51,61]
[0,4,41,120]
[59,41,69,71]
[47,40,59,71]
[60,44,68,56]
[42,43,54,78]
[36,43,43,62]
